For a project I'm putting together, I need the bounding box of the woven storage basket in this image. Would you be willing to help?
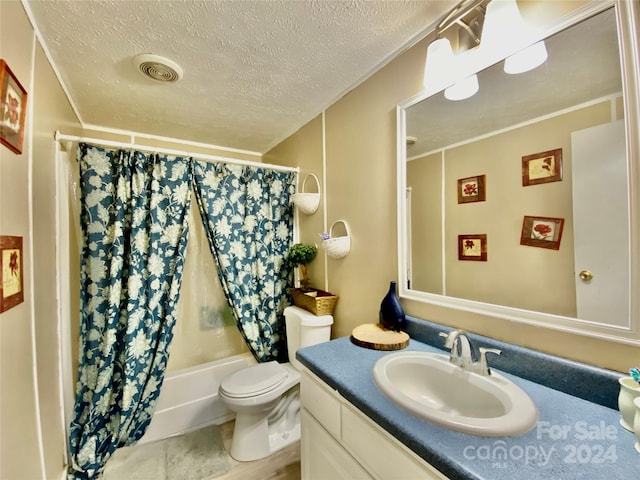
[322,220,351,259]
[291,288,338,316]
[292,174,320,215]
[292,192,320,214]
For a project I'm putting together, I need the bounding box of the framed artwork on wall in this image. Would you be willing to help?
[522,148,562,186]
[0,59,28,155]
[458,234,487,261]
[520,216,564,250]
[457,175,486,203]
[0,236,24,313]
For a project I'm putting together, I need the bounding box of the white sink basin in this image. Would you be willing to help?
[373,351,538,436]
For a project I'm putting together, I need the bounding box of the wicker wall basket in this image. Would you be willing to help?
[292,173,320,215]
[323,219,351,259]
[291,288,338,316]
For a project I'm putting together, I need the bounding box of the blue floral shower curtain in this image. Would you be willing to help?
[68,143,192,479]
[192,160,296,362]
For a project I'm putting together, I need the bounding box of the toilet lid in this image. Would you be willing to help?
[220,361,287,398]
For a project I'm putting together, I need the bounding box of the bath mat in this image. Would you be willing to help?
[103,425,229,480]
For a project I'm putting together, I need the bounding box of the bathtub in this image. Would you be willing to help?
[139,353,255,444]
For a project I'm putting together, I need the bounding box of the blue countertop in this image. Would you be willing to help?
[296,318,638,480]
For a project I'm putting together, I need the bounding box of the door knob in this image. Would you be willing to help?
[579,270,593,281]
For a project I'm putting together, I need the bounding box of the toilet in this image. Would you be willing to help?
[218,305,333,461]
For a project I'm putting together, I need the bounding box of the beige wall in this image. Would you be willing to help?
[32,41,84,479]
[0,3,41,478]
[267,34,428,339]
[407,151,442,293]
[264,115,326,289]
[439,101,610,316]
[1,1,82,479]
[266,1,637,372]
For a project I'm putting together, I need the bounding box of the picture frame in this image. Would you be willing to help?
[520,216,564,250]
[1,236,24,313]
[521,148,562,186]
[457,175,486,204]
[458,234,487,261]
[0,59,28,155]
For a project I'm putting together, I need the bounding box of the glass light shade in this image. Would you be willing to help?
[444,74,479,101]
[481,0,523,49]
[424,37,455,89]
[504,41,548,74]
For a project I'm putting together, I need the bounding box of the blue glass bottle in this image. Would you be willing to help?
[379,281,406,331]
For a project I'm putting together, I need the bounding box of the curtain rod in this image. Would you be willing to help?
[54,131,299,174]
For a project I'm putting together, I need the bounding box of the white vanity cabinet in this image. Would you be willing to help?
[300,369,449,480]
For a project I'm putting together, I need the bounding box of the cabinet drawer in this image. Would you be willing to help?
[341,403,449,480]
[302,409,373,480]
[300,369,341,440]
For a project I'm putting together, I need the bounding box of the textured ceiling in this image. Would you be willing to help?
[24,0,452,153]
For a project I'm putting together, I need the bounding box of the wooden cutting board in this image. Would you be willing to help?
[350,323,410,351]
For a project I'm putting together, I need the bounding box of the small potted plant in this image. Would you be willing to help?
[286,243,317,290]
[285,242,338,315]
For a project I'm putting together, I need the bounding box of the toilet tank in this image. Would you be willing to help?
[284,306,333,370]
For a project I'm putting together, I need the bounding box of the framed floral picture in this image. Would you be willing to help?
[457,175,486,203]
[520,216,564,250]
[458,234,487,261]
[522,148,562,186]
[1,236,24,313]
[0,59,28,154]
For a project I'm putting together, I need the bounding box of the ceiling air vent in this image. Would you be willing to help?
[133,54,183,82]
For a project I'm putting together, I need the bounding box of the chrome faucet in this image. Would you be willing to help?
[439,330,479,369]
[439,330,501,376]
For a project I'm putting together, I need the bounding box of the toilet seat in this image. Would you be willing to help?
[220,361,288,398]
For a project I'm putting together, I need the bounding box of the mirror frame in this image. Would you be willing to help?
[396,0,640,346]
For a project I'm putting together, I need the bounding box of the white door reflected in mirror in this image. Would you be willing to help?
[571,120,629,327]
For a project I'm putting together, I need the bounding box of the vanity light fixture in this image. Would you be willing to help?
[424,0,548,99]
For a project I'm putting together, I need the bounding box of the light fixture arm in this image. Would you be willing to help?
[454,16,484,46]
[424,0,549,97]
[435,0,486,40]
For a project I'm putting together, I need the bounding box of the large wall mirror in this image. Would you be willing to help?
[397,1,639,345]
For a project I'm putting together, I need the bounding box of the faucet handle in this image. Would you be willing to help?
[439,330,461,347]
[438,332,454,357]
[478,348,501,376]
